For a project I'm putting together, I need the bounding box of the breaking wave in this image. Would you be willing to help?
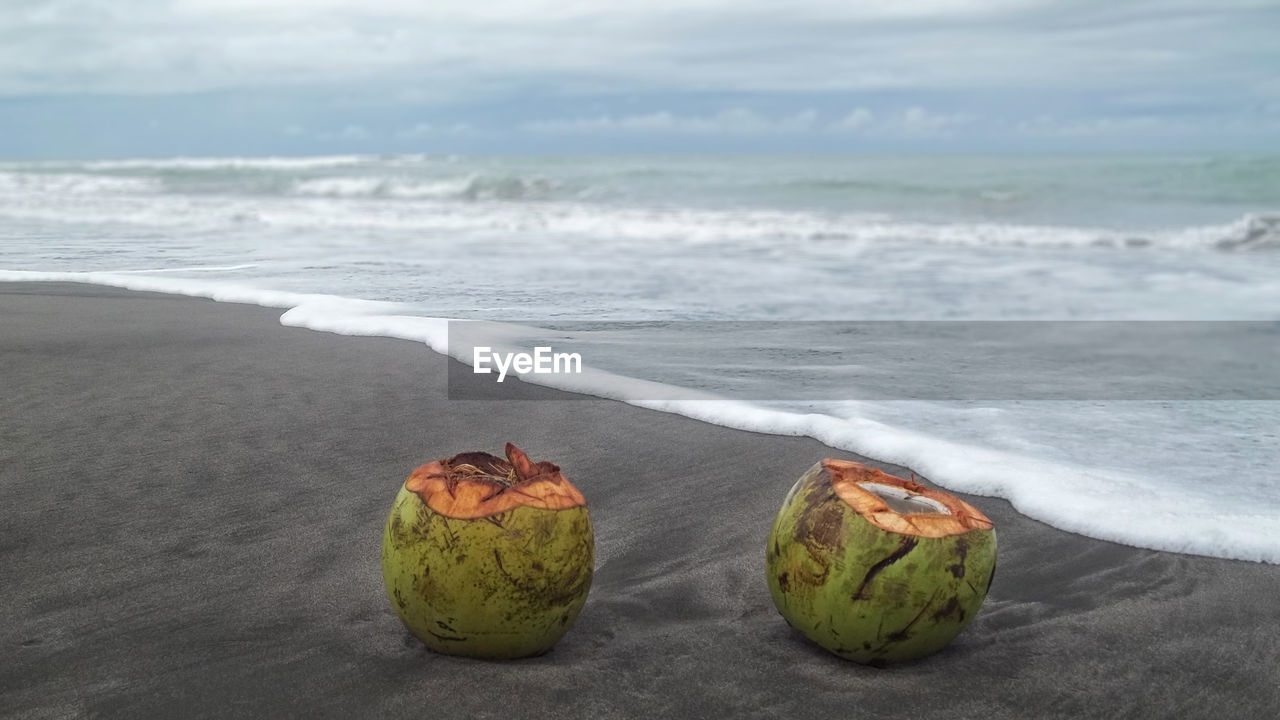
[1214,213,1280,251]
[0,171,160,195]
[290,173,558,201]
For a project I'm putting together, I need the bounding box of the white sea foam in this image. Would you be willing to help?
[291,177,417,198]
[76,155,376,171]
[3,268,1277,563]
[291,175,477,200]
[0,171,159,195]
[633,399,1280,563]
[291,174,558,201]
[111,264,261,274]
[0,269,361,311]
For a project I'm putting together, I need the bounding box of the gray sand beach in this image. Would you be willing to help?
[2,282,1278,719]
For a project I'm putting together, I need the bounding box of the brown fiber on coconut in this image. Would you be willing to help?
[405,442,587,519]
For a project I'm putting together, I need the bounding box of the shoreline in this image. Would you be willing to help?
[3,281,1278,718]
[3,273,1275,564]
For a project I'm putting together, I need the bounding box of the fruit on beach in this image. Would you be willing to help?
[381,443,594,659]
[766,459,996,665]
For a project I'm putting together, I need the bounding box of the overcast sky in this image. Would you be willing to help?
[2,0,1278,157]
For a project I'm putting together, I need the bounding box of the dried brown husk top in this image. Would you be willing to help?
[824,459,993,539]
[405,443,587,519]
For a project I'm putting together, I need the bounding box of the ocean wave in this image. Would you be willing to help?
[1214,213,1280,251]
[77,155,377,171]
[242,204,1273,252]
[0,171,159,195]
[0,158,1274,253]
[290,173,558,201]
[1,178,1274,254]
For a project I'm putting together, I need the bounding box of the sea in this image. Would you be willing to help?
[2,153,1277,562]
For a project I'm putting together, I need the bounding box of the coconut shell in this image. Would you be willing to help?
[767,459,997,665]
[381,444,594,659]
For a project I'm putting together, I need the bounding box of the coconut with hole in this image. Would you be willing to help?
[766,459,996,665]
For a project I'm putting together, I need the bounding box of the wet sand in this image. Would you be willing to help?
[2,282,1278,719]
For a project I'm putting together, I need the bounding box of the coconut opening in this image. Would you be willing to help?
[858,482,952,515]
[439,444,555,490]
[824,459,992,537]
[444,453,519,488]
[405,443,587,519]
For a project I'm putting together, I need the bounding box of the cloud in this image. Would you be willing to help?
[396,122,474,138]
[824,107,973,136]
[1,0,1276,101]
[315,124,371,141]
[830,108,874,132]
[897,107,974,136]
[1,1,1276,153]
[527,106,981,139]
[525,108,820,135]
[1014,114,1184,137]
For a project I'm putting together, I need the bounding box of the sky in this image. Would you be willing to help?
[2,0,1278,157]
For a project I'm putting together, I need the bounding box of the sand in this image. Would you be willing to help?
[2,282,1278,719]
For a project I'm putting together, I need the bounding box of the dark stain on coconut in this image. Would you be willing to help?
[426,630,467,643]
[931,596,965,623]
[794,480,845,553]
[778,572,791,591]
[883,595,937,644]
[948,537,969,579]
[808,505,846,550]
[852,536,919,601]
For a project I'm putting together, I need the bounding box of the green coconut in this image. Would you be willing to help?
[766,459,996,665]
[381,443,594,659]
